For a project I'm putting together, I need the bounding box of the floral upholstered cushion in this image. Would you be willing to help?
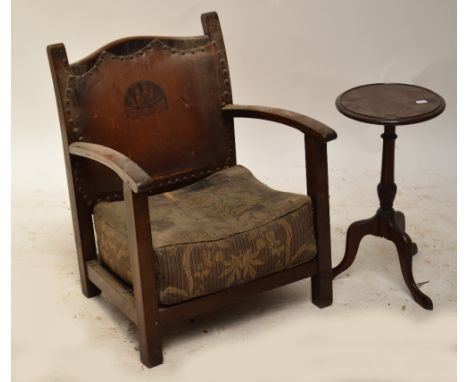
[93,165,317,305]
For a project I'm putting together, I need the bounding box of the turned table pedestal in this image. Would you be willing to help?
[333,83,445,310]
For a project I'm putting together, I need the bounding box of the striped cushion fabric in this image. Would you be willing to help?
[93,165,317,305]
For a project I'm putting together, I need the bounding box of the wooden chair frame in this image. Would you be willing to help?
[47,12,337,367]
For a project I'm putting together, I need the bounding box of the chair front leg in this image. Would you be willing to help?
[305,135,333,308]
[123,183,163,367]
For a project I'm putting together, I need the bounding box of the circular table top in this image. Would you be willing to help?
[336,83,445,125]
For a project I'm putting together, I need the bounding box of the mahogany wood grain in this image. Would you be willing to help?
[336,83,445,126]
[87,260,137,323]
[48,11,337,367]
[48,44,101,298]
[333,83,446,310]
[69,142,153,193]
[124,183,163,367]
[222,104,337,142]
[225,106,336,308]
[305,137,333,307]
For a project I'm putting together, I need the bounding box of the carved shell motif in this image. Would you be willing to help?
[124,80,168,118]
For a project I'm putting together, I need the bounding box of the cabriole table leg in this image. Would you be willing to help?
[333,125,433,310]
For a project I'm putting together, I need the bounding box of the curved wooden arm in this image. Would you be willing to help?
[69,142,153,193]
[222,104,337,142]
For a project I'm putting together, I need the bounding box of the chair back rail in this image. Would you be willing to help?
[48,13,235,206]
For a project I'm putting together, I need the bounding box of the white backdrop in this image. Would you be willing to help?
[13,0,456,190]
[12,1,456,381]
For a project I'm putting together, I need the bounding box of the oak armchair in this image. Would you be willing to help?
[48,12,337,367]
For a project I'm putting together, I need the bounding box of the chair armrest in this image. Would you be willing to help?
[222,104,337,143]
[69,142,153,193]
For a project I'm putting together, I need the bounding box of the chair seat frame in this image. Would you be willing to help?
[48,12,337,367]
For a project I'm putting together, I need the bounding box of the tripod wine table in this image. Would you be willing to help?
[333,83,445,310]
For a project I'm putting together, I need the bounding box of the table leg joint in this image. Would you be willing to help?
[333,210,432,310]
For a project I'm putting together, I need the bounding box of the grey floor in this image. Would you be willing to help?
[12,149,456,381]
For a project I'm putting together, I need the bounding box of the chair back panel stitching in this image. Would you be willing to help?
[54,31,235,206]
